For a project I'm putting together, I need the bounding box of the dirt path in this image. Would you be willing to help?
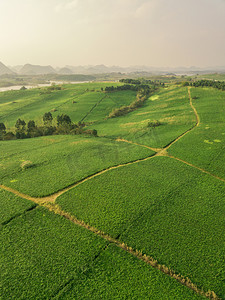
[163,87,200,152]
[116,138,162,152]
[1,87,223,204]
[0,87,222,299]
[43,202,219,300]
[0,153,157,204]
[168,155,225,183]
[80,93,108,122]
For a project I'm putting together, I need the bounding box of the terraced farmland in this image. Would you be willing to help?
[0,81,224,299]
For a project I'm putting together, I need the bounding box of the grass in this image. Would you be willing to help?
[57,156,225,297]
[0,135,153,196]
[168,87,225,179]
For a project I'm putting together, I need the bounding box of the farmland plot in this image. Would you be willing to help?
[0,135,153,196]
[87,86,196,148]
[57,156,225,297]
[168,87,225,179]
[0,189,36,225]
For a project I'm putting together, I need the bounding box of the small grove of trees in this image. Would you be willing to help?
[0,112,98,141]
[181,79,225,90]
[108,85,153,118]
[119,78,165,86]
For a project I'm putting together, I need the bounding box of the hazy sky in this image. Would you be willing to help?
[0,0,225,67]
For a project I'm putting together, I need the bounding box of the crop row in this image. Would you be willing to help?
[57,156,225,297]
[0,206,204,299]
[168,87,225,179]
[0,135,153,196]
[87,86,196,148]
[0,189,36,225]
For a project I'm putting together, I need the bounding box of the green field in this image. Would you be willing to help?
[86,86,196,148]
[168,87,225,179]
[0,82,123,129]
[0,135,153,196]
[0,189,36,225]
[0,81,224,299]
[57,156,225,297]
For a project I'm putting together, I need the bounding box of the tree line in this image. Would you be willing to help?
[119,78,164,86]
[0,112,97,141]
[182,79,225,90]
[107,85,155,118]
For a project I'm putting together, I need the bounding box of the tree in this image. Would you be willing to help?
[27,120,36,129]
[0,122,6,132]
[15,119,26,139]
[92,129,98,136]
[0,122,6,140]
[15,119,26,131]
[43,112,53,126]
[57,114,71,126]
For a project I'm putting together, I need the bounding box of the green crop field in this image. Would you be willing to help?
[57,156,225,297]
[0,82,122,130]
[0,80,224,299]
[168,87,225,179]
[0,135,152,196]
[86,86,196,148]
[0,189,36,225]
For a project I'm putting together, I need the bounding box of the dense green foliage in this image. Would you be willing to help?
[0,135,153,196]
[87,86,196,148]
[168,87,225,179]
[0,207,204,299]
[0,82,122,130]
[84,90,137,122]
[0,189,36,225]
[190,79,225,90]
[107,86,152,118]
[58,245,203,300]
[0,80,224,299]
[0,207,106,299]
[57,157,225,297]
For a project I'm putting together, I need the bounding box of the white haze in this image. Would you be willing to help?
[0,0,225,68]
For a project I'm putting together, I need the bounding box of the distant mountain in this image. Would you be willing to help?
[19,64,56,75]
[58,67,73,75]
[3,61,225,76]
[0,61,14,75]
[8,65,24,73]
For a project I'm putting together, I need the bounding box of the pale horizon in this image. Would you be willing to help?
[1,0,225,68]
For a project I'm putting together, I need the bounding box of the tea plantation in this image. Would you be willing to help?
[0,80,224,299]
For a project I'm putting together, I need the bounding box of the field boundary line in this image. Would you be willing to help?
[80,93,109,122]
[0,182,221,299]
[163,87,200,152]
[53,90,87,111]
[0,184,57,204]
[0,153,156,203]
[114,87,200,155]
[168,155,225,183]
[43,202,220,300]
[115,138,162,152]
[1,205,37,226]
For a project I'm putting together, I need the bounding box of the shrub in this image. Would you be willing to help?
[147,120,162,128]
[20,161,35,170]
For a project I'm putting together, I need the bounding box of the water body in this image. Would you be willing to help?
[0,81,90,92]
